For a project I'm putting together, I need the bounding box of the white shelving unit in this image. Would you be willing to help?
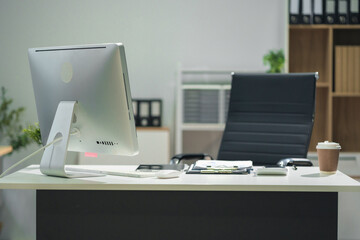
[175,69,233,155]
[175,67,266,157]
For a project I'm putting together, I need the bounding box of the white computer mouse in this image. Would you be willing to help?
[156,170,181,179]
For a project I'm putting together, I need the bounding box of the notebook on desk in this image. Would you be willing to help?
[186,160,253,174]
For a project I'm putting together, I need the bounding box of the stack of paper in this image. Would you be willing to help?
[193,160,252,170]
[187,160,253,174]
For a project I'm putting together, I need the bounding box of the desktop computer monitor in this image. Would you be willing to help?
[28,43,139,178]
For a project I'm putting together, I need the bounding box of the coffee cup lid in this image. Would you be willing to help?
[316,141,341,150]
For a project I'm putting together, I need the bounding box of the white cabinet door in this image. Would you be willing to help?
[78,128,170,165]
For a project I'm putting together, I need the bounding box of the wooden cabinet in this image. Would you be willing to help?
[289,25,360,152]
[0,146,12,157]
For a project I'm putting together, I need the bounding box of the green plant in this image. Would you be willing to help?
[263,49,285,73]
[23,123,42,145]
[0,86,33,152]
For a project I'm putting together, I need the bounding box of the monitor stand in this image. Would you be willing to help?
[40,101,104,178]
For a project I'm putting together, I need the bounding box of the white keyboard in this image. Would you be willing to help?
[65,167,156,178]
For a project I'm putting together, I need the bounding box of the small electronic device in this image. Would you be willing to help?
[156,170,181,179]
[256,166,288,176]
[28,43,139,178]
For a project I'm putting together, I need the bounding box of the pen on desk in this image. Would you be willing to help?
[206,167,238,171]
[201,169,234,174]
[200,167,250,174]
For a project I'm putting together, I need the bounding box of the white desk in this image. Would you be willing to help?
[0,165,359,192]
[1,165,359,240]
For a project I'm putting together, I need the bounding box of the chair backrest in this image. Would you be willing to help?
[217,73,317,166]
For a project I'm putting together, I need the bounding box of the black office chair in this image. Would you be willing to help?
[172,73,317,166]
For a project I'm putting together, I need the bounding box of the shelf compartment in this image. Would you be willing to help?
[333,97,360,151]
[289,28,331,84]
[288,23,360,154]
[334,29,360,46]
[334,46,360,93]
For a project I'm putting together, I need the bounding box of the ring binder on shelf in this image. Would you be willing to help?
[132,101,138,118]
[139,101,150,126]
[325,0,337,23]
[350,0,360,23]
[313,0,325,24]
[132,99,162,127]
[289,0,301,24]
[302,0,313,24]
[150,101,162,127]
[338,0,350,24]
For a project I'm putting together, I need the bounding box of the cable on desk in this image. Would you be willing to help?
[0,129,80,178]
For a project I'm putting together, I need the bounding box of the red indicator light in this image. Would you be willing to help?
[85,152,98,158]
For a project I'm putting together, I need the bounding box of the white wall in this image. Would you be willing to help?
[0,0,286,150]
[0,0,286,239]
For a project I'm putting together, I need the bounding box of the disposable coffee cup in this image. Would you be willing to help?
[316,141,341,174]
